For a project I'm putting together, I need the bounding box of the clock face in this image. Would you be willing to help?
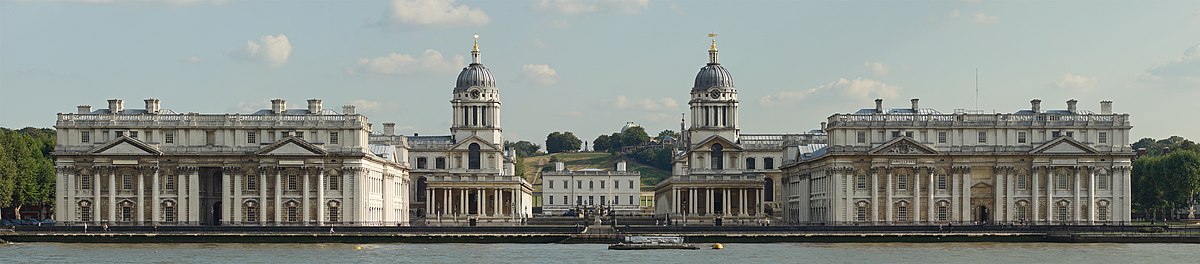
[471,91,481,99]
[710,91,720,99]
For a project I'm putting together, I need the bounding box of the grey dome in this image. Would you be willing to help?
[692,63,734,91]
[454,63,495,92]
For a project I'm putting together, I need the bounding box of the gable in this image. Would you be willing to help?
[89,136,161,155]
[450,136,502,151]
[1042,143,1090,154]
[690,135,744,152]
[256,137,327,156]
[868,137,938,155]
[1030,137,1098,155]
[264,142,322,155]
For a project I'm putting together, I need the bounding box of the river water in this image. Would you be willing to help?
[2,242,1197,263]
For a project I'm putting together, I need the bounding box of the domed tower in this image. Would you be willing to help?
[688,34,740,145]
[451,34,504,145]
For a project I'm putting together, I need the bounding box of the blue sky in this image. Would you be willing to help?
[2,0,1198,144]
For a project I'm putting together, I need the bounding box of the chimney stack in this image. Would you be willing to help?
[271,99,286,114]
[107,99,124,114]
[555,162,565,172]
[911,98,920,111]
[616,161,627,172]
[1031,99,1042,113]
[1067,99,1078,114]
[820,122,827,132]
[874,98,884,113]
[1100,100,1113,115]
[144,98,160,114]
[77,105,92,114]
[383,122,396,136]
[342,105,356,115]
[307,99,322,114]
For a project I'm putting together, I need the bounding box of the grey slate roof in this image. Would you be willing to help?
[692,63,735,91]
[454,63,496,92]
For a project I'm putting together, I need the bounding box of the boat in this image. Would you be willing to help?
[608,236,701,250]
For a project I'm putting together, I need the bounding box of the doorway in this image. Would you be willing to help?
[198,167,224,226]
[978,206,990,224]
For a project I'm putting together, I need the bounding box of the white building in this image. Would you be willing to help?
[403,36,534,225]
[53,98,410,226]
[541,161,642,216]
[781,98,1134,225]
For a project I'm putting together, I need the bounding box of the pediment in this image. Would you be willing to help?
[90,136,161,155]
[256,137,327,155]
[868,137,938,155]
[449,135,502,151]
[689,135,744,152]
[1030,137,1098,155]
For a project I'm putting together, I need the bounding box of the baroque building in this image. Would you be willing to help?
[53,98,410,226]
[653,37,825,223]
[781,98,1134,225]
[401,36,534,226]
[540,161,642,216]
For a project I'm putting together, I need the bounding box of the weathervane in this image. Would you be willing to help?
[708,32,718,51]
[473,33,480,52]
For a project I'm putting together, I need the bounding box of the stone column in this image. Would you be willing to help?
[233,171,242,224]
[927,169,934,223]
[706,188,713,216]
[317,169,325,225]
[672,187,679,214]
[914,169,922,223]
[1032,167,1040,224]
[950,168,959,223]
[221,170,230,225]
[176,169,185,225]
[870,168,879,223]
[1074,167,1082,224]
[189,169,201,225]
[961,168,971,223]
[1088,168,1096,224]
[724,189,731,216]
[426,188,434,217]
[94,168,101,225]
[137,169,145,225]
[1006,168,1015,223]
[151,168,159,225]
[993,167,1002,224]
[1122,168,1132,223]
[259,170,267,225]
[274,170,282,225]
[689,188,697,215]
[109,169,117,223]
[1047,168,1055,223]
[885,168,893,224]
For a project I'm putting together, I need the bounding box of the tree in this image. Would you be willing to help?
[593,135,612,152]
[619,126,650,147]
[1133,147,1200,221]
[0,127,56,221]
[504,140,541,157]
[631,147,673,171]
[656,129,679,141]
[545,131,583,153]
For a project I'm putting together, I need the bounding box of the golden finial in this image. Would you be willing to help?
[708,32,718,51]
[472,33,480,52]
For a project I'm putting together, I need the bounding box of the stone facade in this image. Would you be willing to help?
[541,161,642,216]
[53,99,410,226]
[781,99,1134,225]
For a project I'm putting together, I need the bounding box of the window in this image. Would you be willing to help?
[898,206,908,222]
[764,178,775,201]
[116,131,125,137]
[891,131,901,138]
[746,158,756,170]
[629,195,635,205]
[614,180,619,189]
[764,158,775,169]
[328,202,340,222]
[1057,206,1069,222]
[1098,206,1108,221]
[468,143,481,169]
[295,131,304,139]
[710,143,724,170]
[1016,205,1028,221]
[287,203,299,222]
[436,157,447,170]
[288,175,298,191]
[628,180,635,189]
[549,196,554,205]
[163,202,176,222]
[937,131,948,144]
[329,132,339,144]
[81,131,91,143]
[600,181,605,189]
[856,175,867,190]
[1098,173,1109,190]
[577,180,583,189]
[588,196,594,205]
[164,176,175,191]
[937,174,947,190]
[905,131,914,138]
[856,206,868,222]
[205,131,215,145]
[417,157,427,169]
[897,175,908,190]
[244,201,258,222]
[247,131,256,144]
[1057,174,1068,190]
[246,175,257,191]
[1018,132,1027,144]
[977,131,987,143]
[601,196,606,205]
[122,174,132,190]
[937,206,948,221]
[857,131,867,144]
[1066,131,1074,138]
[120,203,133,222]
[81,175,92,190]
[589,181,594,189]
[164,132,174,144]
[1098,132,1108,144]
[1017,174,1027,190]
[130,131,138,139]
[564,180,569,189]
[1051,131,1061,138]
[549,181,554,189]
[565,196,569,205]
[328,175,339,190]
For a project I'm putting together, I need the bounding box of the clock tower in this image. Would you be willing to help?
[450,34,504,145]
[687,34,740,146]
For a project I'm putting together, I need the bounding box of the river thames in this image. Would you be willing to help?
[2,242,1197,263]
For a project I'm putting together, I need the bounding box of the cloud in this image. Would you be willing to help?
[761,78,901,107]
[613,96,679,111]
[1144,43,1200,84]
[533,0,650,15]
[973,13,998,24]
[864,61,890,76]
[227,34,292,67]
[522,64,559,86]
[1055,74,1097,92]
[24,0,228,5]
[533,39,549,49]
[380,0,489,27]
[347,49,464,75]
[948,9,961,18]
[183,55,203,64]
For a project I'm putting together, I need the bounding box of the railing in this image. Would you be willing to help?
[827,113,1129,128]
[543,170,641,176]
[56,113,369,128]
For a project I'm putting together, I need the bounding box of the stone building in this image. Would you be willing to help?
[653,37,825,223]
[53,98,410,226]
[781,98,1134,225]
[541,161,641,216]
[404,36,534,225]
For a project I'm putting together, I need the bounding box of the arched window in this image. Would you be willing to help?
[417,157,427,169]
[162,200,176,222]
[328,200,341,223]
[746,157,756,170]
[710,144,724,170]
[244,201,259,223]
[119,200,134,222]
[416,177,428,202]
[286,201,300,222]
[764,178,774,201]
[468,143,481,169]
[79,200,93,222]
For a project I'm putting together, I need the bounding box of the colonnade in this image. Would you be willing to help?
[427,187,522,219]
[670,186,762,217]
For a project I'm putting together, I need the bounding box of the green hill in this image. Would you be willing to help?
[520,152,671,191]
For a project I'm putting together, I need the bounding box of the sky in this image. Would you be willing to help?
[2,0,1199,145]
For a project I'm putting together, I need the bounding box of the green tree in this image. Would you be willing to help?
[619,126,650,147]
[656,129,679,141]
[593,135,612,152]
[545,131,583,153]
[1133,148,1200,221]
[504,140,541,157]
[1,127,57,221]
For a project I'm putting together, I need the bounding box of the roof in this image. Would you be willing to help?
[369,144,398,161]
[853,108,943,115]
[454,63,496,92]
[692,63,735,91]
[90,109,179,115]
[797,144,828,161]
[249,109,340,115]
